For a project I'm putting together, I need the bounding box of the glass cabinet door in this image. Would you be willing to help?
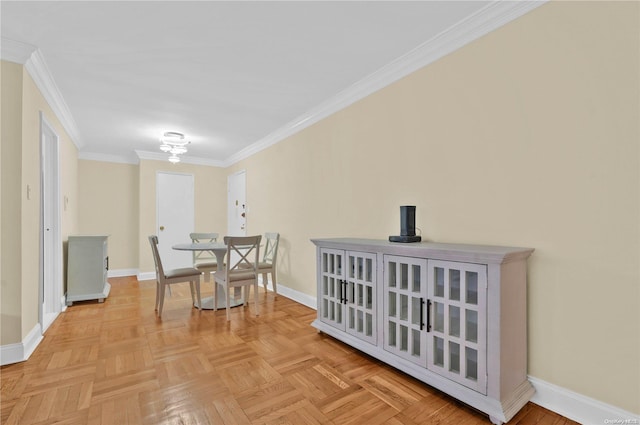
[383,255,428,366]
[427,260,487,394]
[345,251,377,345]
[319,248,346,330]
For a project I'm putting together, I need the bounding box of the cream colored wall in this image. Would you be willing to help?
[78,160,139,270]
[0,60,78,345]
[137,159,227,274]
[1,61,24,345]
[229,1,639,414]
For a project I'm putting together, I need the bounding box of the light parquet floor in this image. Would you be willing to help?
[1,276,578,425]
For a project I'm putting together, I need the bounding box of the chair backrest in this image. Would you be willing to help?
[190,232,218,265]
[223,235,261,278]
[148,235,165,279]
[262,232,280,265]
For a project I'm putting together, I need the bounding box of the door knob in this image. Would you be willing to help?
[160,226,165,231]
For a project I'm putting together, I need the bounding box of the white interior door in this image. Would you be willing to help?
[227,170,246,236]
[157,172,194,270]
[40,112,62,333]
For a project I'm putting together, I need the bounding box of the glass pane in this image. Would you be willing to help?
[411,297,421,326]
[323,276,328,296]
[449,342,460,374]
[329,301,334,321]
[348,306,354,330]
[400,263,408,289]
[434,302,444,333]
[336,304,342,323]
[323,253,328,273]
[357,284,363,306]
[323,299,328,318]
[434,336,444,367]
[449,306,460,337]
[466,272,478,305]
[366,258,373,282]
[336,255,342,275]
[412,329,421,357]
[388,262,397,287]
[435,267,444,297]
[412,264,421,292]
[466,347,478,381]
[358,257,364,280]
[329,278,335,297]
[366,313,372,336]
[366,286,372,310]
[348,256,354,279]
[388,291,396,317]
[466,309,478,343]
[388,321,396,347]
[357,310,363,333]
[400,294,408,321]
[400,325,408,351]
[450,269,460,301]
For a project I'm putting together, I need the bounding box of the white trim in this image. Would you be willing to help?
[272,282,317,310]
[25,50,83,149]
[135,150,224,167]
[137,271,156,281]
[529,376,640,424]
[107,268,138,278]
[79,151,139,165]
[0,37,37,63]
[0,324,43,366]
[223,0,547,166]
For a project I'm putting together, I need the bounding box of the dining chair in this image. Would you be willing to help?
[190,232,219,282]
[257,232,280,297]
[148,235,202,317]
[214,235,261,321]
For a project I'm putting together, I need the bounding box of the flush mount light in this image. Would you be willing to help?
[159,131,190,162]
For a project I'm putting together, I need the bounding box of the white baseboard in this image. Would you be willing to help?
[529,376,639,424]
[108,268,138,278]
[0,323,43,366]
[137,271,156,281]
[261,278,316,310]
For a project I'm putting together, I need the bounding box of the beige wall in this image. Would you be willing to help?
[137,159,227,274]
[78,160,139,270]
[1,61,24,344]
[229,1,639,414]
[0,60,78,344]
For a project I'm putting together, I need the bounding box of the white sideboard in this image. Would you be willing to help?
[66,235,110,306]
[311,238,534,425]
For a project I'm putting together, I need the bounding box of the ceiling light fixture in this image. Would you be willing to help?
[159,131,190,162]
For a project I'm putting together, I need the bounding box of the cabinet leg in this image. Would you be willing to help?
[98,298,105,303]
[489,415,503,425]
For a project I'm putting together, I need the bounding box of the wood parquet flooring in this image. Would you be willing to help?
[1,276,578,425]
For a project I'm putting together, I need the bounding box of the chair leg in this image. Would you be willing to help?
[195,279,202,311]
[253,281,259,316]
[158,283,166,317]
[271,269,278,297]
[226,286,231,321]
[213,282,219,312]
[155,281,160,311]
[262,273,268,291]
[189,282,195,305]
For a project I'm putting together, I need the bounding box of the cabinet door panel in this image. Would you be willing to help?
[383,255,427,366]
[345,251,377,344]
[427,260,487,394]
[319,248,346,330]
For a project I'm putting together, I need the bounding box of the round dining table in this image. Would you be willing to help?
[172,242,243,309]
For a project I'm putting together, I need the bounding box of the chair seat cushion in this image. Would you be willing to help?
[165,267,201,279]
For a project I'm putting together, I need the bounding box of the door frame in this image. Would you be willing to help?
[227,169,247,236]
[39,111,63,333]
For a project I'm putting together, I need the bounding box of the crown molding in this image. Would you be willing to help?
[0,37,37,64]
[1,37,84,150]
[134,150,224,167]
[224,0,548,166]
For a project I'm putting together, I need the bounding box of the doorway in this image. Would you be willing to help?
[227,170,246,236]
[39,112,62,333]
[156,172,194,270]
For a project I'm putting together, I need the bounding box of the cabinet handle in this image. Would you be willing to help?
[420,298,425,330]
[426,299,432,332]
[342,280,348,304]
[339,280,345,304]
[106,256,109,270]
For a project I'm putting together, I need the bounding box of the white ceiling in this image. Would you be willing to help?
[1,1,542,166]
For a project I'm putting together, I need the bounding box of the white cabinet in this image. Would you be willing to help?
[66,235,110,306]
[317,249,377,345]
[312,238,534,425]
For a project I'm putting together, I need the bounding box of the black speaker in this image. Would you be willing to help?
[389,205,421,243]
